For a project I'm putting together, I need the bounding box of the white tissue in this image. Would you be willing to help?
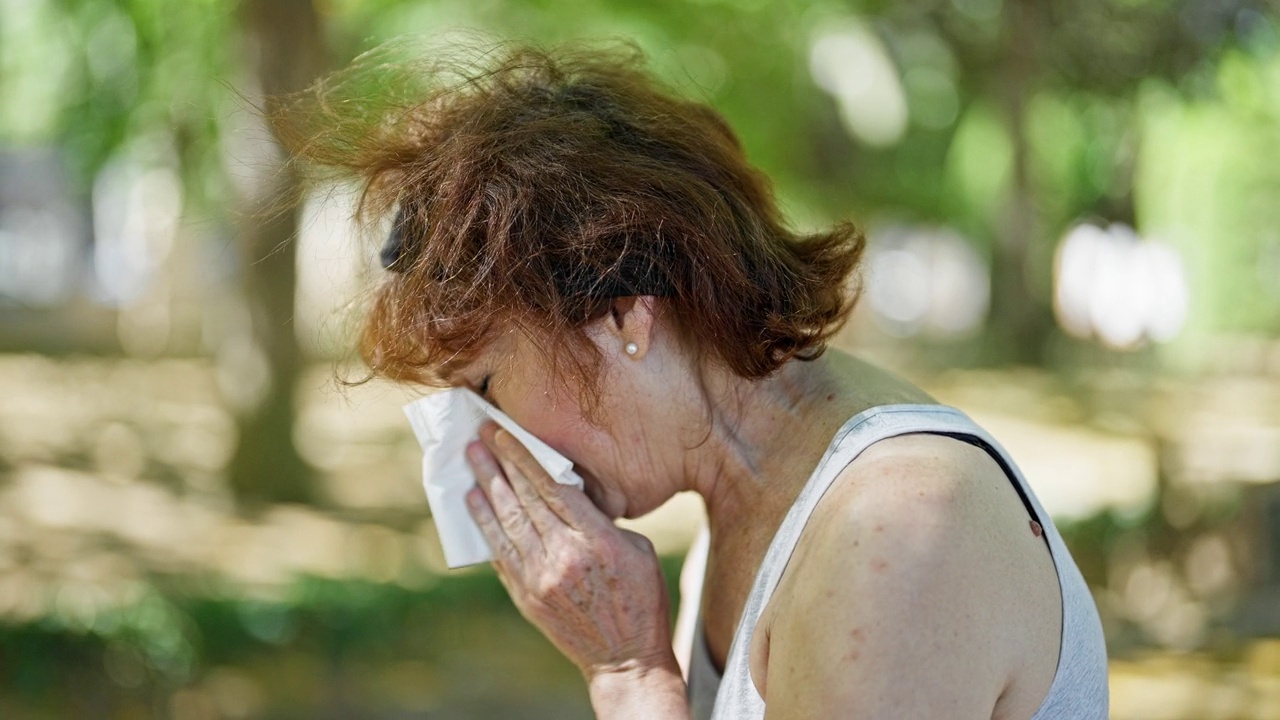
[403,388,584,568]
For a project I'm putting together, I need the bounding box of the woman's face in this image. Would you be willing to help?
[454,318,697,521]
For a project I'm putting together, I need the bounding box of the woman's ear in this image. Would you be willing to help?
[602,295,659,359]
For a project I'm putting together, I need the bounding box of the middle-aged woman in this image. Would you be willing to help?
[281,41,1108,718]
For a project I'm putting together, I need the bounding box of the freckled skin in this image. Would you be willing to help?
[749,435,1064,719]
[843,628,864,663]
[457,300,1064,720]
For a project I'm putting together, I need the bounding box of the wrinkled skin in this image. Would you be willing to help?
[465,423,690,716]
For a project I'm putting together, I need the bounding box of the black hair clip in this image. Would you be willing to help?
[380,204,410,272]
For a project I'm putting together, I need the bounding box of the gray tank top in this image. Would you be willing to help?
[676,404,1109,719]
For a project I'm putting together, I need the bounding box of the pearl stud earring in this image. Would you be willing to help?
[625,342,639,356]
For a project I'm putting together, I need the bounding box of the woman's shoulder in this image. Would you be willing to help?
[824,427,1061,608]
[787,430,1034,596]
[749,430,1063,715]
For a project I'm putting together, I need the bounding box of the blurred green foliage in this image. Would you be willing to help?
[3,0,1280,716]
[5,0,1278,344]
[0,0,237,207]
[0,558,684,718]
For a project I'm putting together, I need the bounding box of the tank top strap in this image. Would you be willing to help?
[740,404,1011,611]
[710,403,1092,719]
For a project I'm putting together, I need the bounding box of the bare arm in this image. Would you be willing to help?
[759,449,1031,718]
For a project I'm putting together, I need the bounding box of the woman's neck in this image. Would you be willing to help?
[683,353,864,548]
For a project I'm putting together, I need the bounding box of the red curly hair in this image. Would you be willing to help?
[275,39,865,408]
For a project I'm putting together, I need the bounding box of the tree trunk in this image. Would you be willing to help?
[227,0,327,511]
[986,0,1056,365]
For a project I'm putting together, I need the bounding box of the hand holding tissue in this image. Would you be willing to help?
[403,388,584,568]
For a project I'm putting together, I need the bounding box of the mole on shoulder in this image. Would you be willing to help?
[1029,520,1044,537]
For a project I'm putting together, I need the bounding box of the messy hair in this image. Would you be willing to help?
[275,38,865,408]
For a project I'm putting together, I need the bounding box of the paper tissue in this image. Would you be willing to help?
[403,388,584,568]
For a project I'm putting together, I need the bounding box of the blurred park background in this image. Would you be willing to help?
[1,0,1280,717]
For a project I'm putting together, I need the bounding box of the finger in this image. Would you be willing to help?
[468,438,563,536]
[465,486,524,574]
[484,425,611,531]
[620,528,658,555]
[471,453,545,561]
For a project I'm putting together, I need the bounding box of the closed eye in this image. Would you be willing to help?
[477,374,497,408]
